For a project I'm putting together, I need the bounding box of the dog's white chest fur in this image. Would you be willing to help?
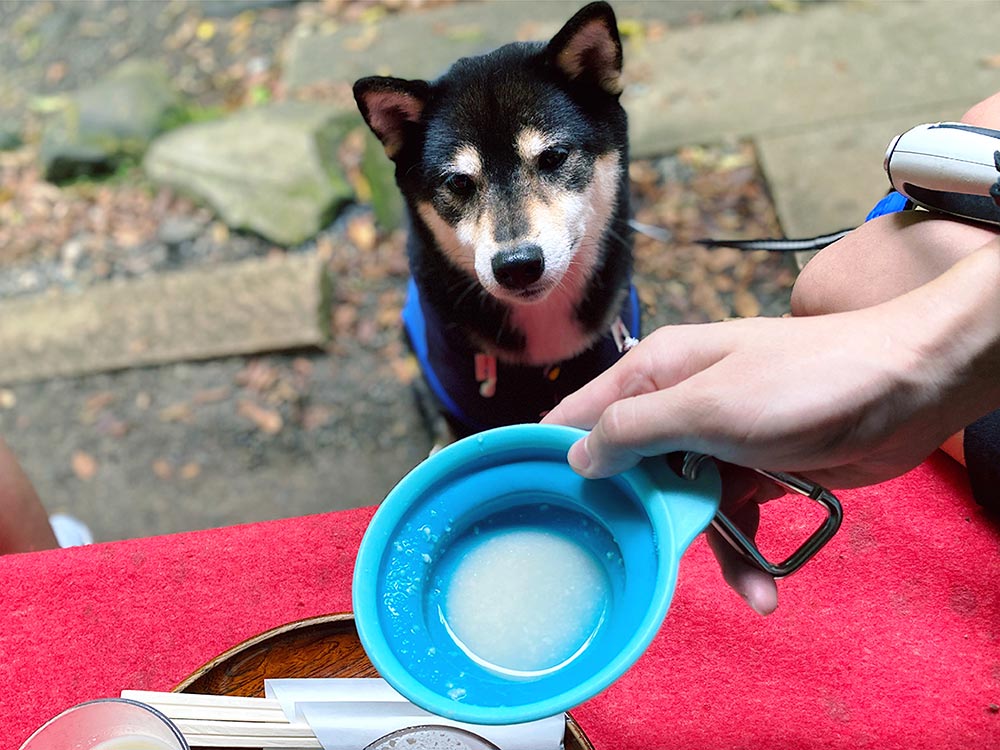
[509,287,588,366]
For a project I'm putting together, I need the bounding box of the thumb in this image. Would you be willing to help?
[567,384,716,477]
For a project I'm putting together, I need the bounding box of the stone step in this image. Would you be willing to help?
[0,253,331,385]
[756,105,972,240]
[281,1,766,93]
[623,0,1000,237]
[625,2,999,156]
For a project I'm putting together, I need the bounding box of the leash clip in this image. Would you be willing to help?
[682,452,843,579]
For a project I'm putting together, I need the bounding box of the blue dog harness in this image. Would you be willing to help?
[866,190,999,512]
[403,278,640,435]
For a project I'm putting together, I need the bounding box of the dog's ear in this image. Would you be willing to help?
[546,1,623,96]
[354,76,431,160]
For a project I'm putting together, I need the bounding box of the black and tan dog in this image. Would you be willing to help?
[355,1,638,436]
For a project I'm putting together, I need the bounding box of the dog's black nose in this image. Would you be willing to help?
[491,245,545,290]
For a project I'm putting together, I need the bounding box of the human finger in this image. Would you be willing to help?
[712,463,780,615]
[565,379,721,477]
[705,481,779,616]
[706,520,779,616]
[542,325,730,430]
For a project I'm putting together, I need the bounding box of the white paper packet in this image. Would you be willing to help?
[264,679,565,750]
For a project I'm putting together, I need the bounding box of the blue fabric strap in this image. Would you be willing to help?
[864,191,911,221]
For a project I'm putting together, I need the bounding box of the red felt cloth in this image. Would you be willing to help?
[3,454,998,748]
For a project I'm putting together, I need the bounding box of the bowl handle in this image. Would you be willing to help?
[644,456,722,553]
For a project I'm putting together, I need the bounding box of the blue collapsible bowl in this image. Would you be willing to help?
[353,424,720,725]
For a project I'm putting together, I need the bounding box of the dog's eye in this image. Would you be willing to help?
[537,147,569,172]
[444,173,476,198]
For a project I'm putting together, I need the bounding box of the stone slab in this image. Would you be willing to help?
[282,0,769,89]
[0,253,331,385]
[755,104,971,239]
[143,102,354,246]
[624,1,1000,158]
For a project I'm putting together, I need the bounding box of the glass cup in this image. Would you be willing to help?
[365,725,501,750]
[18,698,188,750]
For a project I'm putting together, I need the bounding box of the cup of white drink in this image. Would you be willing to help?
[18,698,188,750]
[353,424,720,725]
[364,726,500,750]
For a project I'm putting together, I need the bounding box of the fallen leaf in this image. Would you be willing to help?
[347,214,378,252]
[981,53,1000,69]
[81,391,115,422]
[235,359,279,393]
[713,274,736,293]
[732,289,761,318]
[617,18,646,39]
[45,61,67,84]
[193,387,231,405]
[237,399,283,434]
[111,224,147,247]
[356,318,378,345]
[195,20,216,41]
[0,389,15,409]
[266,379,300,406]
[390,354,420,385]
[376,305,401,329]
[152,459,174,480]
[301,404,333,431]
[315,234,335,263]
[768,0,801,12]
[180,462,202,480]
[159,402,194,423]
[84,391,115,411]
[210,221,230,244]
[95,415,130,438]
[332,304,358,336]
[72,451,98,481]
[691,281,728,321]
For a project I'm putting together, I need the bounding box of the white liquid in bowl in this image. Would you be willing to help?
[442,528,609,674]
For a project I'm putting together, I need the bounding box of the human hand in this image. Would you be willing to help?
[542,307,959,489]
[543,309,936,615]
[543,241,1000,612]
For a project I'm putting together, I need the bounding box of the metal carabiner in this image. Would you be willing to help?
[682,452,843,579]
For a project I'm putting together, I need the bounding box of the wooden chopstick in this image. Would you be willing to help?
[181,736,321,749]
[122,690,287,722]
[122,690,284,712]
[121,690,322,748]
[173,719,315,739]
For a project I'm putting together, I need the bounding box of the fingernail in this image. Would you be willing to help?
[568,438,592,473]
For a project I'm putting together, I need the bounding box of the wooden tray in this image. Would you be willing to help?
[174,612,595,750]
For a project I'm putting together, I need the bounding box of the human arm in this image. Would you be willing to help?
[0,439,58,554]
